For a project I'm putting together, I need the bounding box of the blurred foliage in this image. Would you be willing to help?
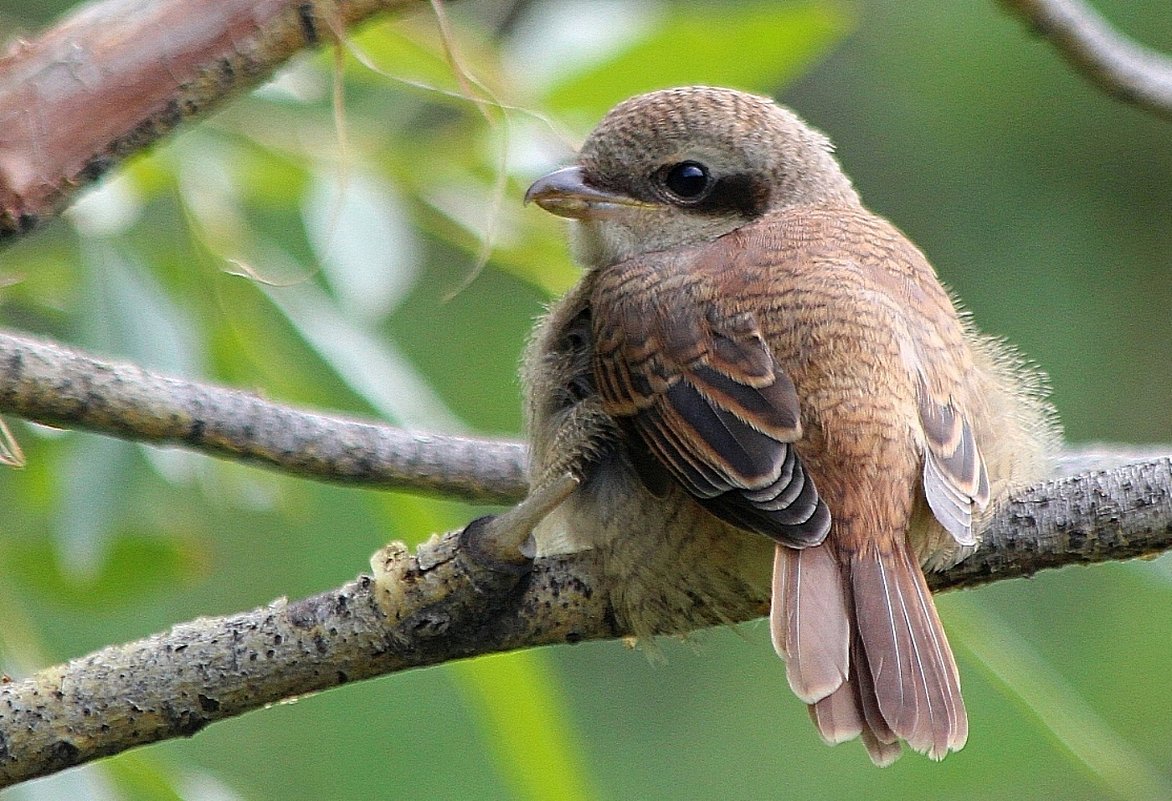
[1,0,1171,799]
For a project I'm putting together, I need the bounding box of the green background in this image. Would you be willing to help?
[1,1,1170,799]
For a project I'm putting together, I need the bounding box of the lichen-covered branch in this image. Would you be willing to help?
[0,330,528,504]
[1001,0,1172,120]
[1,456,1170,788]
[0,271,1168,792]
[0,0,422,240]
[0,532,609,788]
[933,457,1172,589]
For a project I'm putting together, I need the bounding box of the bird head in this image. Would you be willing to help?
[525,86,858,267]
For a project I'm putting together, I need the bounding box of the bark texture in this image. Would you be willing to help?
[0,0,419,239]
[1,455,1170,788]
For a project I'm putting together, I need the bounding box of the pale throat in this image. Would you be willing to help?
[569,213,745,269]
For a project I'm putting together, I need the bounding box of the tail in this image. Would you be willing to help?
[771,540,967,765]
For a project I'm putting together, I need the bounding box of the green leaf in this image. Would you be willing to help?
[347,16,474,95]
[545,1,853,120]
[106,750,201,801]
[302,167,422,321]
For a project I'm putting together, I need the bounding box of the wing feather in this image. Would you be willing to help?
[917,380,990,546]
[592,252,829,548]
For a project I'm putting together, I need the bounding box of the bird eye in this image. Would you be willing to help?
[662,161,711,201]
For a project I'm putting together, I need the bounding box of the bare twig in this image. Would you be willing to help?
[1001,0,1172,120]
[0,330,528,503]
[3,330,1164,501]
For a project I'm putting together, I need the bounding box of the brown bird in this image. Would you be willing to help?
[521,86,1058,764]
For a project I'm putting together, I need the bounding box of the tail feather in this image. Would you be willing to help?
[770,544,850,704]
[851,540,967,760]
[770,537,965,763]
[808,679,862,745]
[860,724,903,767]
[807,637,906,766]
[849,635,898,747]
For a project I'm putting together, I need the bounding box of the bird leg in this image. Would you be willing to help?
[459,473,580,568]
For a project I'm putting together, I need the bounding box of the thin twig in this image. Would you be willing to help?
[0,330,528,503]
[5,329,1170,499]
[3,329,1165,501]
[1001,0,1172,120]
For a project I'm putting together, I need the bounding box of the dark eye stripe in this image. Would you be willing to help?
[696,173,773,218]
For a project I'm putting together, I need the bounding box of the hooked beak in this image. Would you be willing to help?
[524,166,656,220]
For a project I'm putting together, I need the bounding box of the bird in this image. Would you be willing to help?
[520,86,1059,765]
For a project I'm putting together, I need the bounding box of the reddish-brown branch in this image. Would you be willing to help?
[0,0,419,240]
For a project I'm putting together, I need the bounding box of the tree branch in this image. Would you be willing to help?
[1,325,1169,789]
[1001,0,1172,120]
[0,329,528,504]
[1,328,1172,788]
[7,329,1170,502]
[0,0,424,241]
[0,451,1169,788]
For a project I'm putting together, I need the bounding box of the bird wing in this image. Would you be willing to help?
[917,383,990,546]
[590,257,830,548]
[858,241,991,548]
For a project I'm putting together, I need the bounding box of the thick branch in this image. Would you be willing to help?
[0,0,422,241]
[2,285,1170,790]
[0,330,528,503]
[1002,0,1172,120]
[1,456,1170,788]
